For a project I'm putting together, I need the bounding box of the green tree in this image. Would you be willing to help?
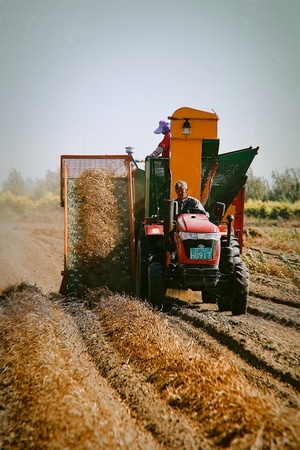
[2,168,60,199]
[44,169,60,195]
[245,169,271,201]
[24,176,35,197]
[270,168,300,202]
[2,168,26,195]
[31,170,60,200]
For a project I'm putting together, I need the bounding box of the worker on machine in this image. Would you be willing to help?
[148,120,170,158]
[175,180,207,215]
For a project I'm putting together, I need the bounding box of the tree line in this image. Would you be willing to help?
[245,168,300,203]
[1,168,60,200]
[1,167,299,203]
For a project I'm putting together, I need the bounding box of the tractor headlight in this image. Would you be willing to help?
[179,232,197,240]
[179,232,221,241]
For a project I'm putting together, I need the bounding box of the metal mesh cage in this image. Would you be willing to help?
[145,158,170,217]
[61,155,134,295]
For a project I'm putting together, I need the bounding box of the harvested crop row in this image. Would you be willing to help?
[63,299,211,450]
[0,284,160,450]
[83,289,300,449]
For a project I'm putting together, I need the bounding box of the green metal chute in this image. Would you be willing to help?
[203,146,259,215]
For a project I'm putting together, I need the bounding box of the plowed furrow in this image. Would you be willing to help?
[247,296,300,329]
[165,315,300,409]
[167,305,300,392]
[249,291,300,309]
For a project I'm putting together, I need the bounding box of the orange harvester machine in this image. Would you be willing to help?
[168,106,258,247]
[59,106,258,296]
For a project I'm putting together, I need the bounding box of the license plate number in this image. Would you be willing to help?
[190,247,212,260]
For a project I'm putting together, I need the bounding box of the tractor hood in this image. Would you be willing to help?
[176,214,219,234]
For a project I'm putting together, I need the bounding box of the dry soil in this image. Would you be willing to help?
[0,208,299,449]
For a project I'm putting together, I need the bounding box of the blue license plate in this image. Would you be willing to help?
[190,247,212,260]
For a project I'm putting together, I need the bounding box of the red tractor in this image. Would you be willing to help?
[134,107,258,314]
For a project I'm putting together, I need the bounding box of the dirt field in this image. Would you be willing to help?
[0,208,299,449]
[0,208,64,295]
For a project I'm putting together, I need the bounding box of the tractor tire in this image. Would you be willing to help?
[148,262,165,307]
[217,294,232,312]
[231,261,250,315]
[231,236,241,259]
[202,289,218,304]
[136,237,149,300]
[217,236,245,313]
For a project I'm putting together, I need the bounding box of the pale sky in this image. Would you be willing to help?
[0,0,299,185]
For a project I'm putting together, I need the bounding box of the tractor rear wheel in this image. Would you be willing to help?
[217,261,249,314]
[148,262,165,307]
[202,289,218,304]
[136,237,148,299]
[231,261,249,315]
[231,236,241,258]
[217,294,231,312]
[217,236,248,315]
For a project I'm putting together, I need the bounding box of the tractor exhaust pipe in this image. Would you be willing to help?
[227,214,234,246]
[164,198,174,251]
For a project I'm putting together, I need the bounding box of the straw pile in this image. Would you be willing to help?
[0,284,158,449]
[74,169,123,260]
[73,169,130,292]
[86,289,300,449]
